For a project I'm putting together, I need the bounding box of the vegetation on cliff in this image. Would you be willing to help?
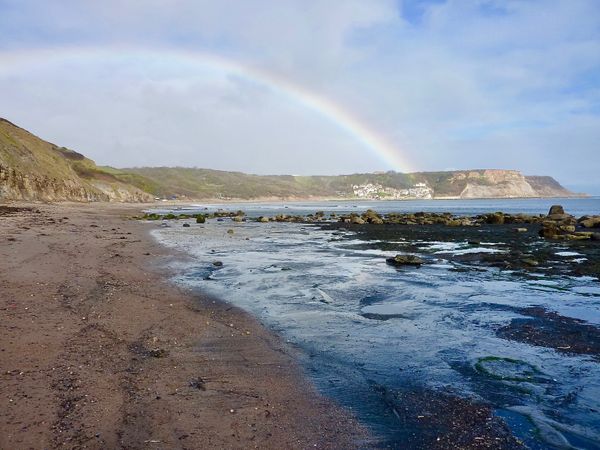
[0,118,151,202]
[115,167,577,200]
[0,117,579,202]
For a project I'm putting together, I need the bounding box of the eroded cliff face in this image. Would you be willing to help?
[0,165,155,202]
[0,164,108,202]
[0,118,152,202]
[443,170,573,199]
[88,180,154,202]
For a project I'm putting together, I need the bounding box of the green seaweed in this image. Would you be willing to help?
[475,356,543,383]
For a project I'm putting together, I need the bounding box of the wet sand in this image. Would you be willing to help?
[0,203,366,449]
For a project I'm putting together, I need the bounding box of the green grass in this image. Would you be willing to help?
[1,117,573,202]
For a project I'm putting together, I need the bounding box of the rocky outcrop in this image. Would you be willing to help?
[525,176,576,197]
[451,170,571,199]
[578,216,600,229]
[539,205,595,241]
[0,164,108,202]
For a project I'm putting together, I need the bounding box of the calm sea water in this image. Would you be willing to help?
[153,197,600,218]
[150,198,600,449]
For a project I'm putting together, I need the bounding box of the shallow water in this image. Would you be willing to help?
[152,212,600,448]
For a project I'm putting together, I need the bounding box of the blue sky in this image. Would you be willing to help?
[0,0,599,193]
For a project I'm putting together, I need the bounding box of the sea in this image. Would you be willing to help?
[150,198,600,449]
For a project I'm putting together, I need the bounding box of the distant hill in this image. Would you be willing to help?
[113,166,578,201]
[0,117,580,202]
[0,118,151,202]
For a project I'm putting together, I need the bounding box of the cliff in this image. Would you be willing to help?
[0,118,152,202]
[0,118,579,202]
[416,169,575,199]
[116,167,578,200]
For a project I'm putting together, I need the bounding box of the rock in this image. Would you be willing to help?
[579,216,600,228]
[548,205,565,215]
[563,233,592,241]
[559,225,576,233]
[227,229,234,234]
[196,215,206,224]
[351,217,365,225]
[539,225,558,239]
[182,223,190,228]
[522,258,539,267]
[547,213,575,223]
[362,209,382,223]
[148,348,168,358]
[213,261,223,267]
[370,217,384,224]
[258,216,269,223]
[486,212,505,225]
[189,377,206,390]
[386,254,425,266]
[515,228,528,233]
[233,216,244,222]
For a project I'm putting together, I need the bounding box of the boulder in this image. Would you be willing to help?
[351,217,365,225]
[579,216,600,228]
[486,212,505,225]
[548,205,565,215]
[182,223,190,228]
[258,216,269,223]
[521,258,539,267]
[386,254,425,266]
[539,223,558,239]
[547,213,576,223]
[559,225,576,233]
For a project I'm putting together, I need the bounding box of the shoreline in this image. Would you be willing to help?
[134,194,591,206]
[0,203,367,449]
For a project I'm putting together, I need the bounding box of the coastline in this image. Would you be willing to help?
[138,194,590,206]
[0,203,367,449]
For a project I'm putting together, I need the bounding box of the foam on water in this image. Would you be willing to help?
[152,219,600,447]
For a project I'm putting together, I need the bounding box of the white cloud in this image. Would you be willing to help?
[0,0,599,186]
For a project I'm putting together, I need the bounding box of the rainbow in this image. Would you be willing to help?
[0,46,413,172]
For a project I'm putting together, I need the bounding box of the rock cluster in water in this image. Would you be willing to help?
[141,204,600,244]
[539,205,600,241]
[140,210,245,223]
[244,209,548,227]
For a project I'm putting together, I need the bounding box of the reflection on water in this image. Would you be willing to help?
[153,219,600,448]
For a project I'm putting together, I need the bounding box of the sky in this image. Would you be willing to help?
[0,0,599,193]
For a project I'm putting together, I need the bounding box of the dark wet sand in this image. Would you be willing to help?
[0,203,367,449]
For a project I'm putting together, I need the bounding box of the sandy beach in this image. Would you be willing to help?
[0,203,366,449]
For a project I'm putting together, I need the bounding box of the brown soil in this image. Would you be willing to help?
[0,203,367,449]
